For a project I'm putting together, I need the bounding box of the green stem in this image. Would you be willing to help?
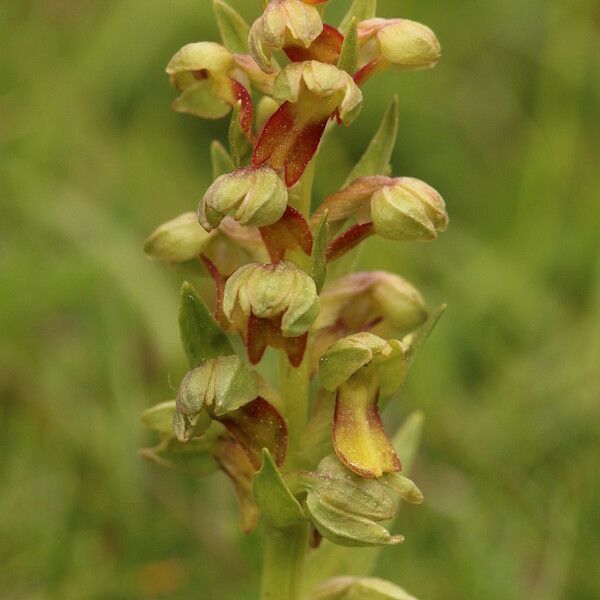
[280,352,310,470]
[260,522,310,600]
[260,159,316,599]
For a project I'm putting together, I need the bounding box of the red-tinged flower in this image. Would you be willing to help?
[314,271,429,337]
[249,0,324,73]
[253,61,362,186]
[310,271,429,373]
[166,41,254,131]
[223,261,319,366]
[144,212,269,275]
[319,333,407,478]
[355,18,441,85]
[313,175,448,244]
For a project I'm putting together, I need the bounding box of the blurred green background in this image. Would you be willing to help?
[1,0,599,598]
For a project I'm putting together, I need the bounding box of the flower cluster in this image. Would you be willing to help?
[141,1,446,596]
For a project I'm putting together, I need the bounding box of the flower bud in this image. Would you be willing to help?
[314,271,429,336]
[312,456,396,520]
[224,261,319,338]
[371,178,448,241]
[223,261,320,365]
[303,456,404,546]
[253,61,362,185]
[355,18,441,83]
[249,0,324,73]
[199,166,288,231]
[314,175,447,243]
[144,212,212,263]
[311,576,418,600]
[176,355,258,418]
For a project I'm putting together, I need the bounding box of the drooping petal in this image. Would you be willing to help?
[211,435,260,533]
[333,369,401,478]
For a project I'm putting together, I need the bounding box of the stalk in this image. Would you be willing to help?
[260,159,316,598]
[260,522,310,600]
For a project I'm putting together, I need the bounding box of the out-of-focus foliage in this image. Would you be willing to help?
[1,0,598,598]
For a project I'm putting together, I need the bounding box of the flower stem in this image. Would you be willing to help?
[261,136,317,600]
[260,522,310,600]
[280,351,310,469]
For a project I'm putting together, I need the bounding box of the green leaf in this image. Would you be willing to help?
[337,18,359,75]
[339,0,377,35]
[213,0,250,54]
[311,209,329,293]
[141,400,176,435]
[179,281,234,368]
[229,101,253,167]
[253,449,305,527]
[344,96,399,187]
[211,140,235,179]
[404,304,447,366]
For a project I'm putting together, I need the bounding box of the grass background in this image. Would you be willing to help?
[1,0,599,598]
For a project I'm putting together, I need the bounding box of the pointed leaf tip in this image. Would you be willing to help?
[311,209,329,292]
[211,140,235,179]
[344,95,398,187]
[337,18,359,75]
[253,448,304,527]
[179,281,234,368]
[213,0,250,54]
[340,0,377,35]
